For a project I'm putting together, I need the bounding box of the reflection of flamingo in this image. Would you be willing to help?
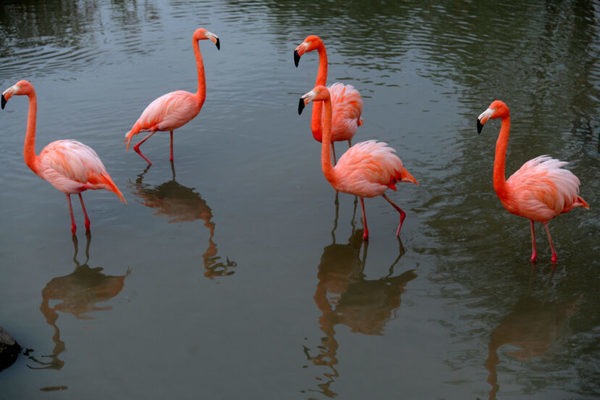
[28,232,130,370]
[299,86,418,240]
[130,163,236,279]
[294,35,363,163]
[477,100,589,263]
[1,80,126,235]
[304,213,416,397]
[124,28,220,165]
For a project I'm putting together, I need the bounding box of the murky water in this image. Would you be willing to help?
[1,0,599,398]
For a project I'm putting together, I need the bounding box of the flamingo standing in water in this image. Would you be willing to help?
[477,100,589,263]
[294,35,363,163]
[124,28,220,165]
[299,86,418,240]
[1,80,126,235]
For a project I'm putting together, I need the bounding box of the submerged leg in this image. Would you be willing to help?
[530,220,537,263]
[170,130,174,162]
[78,193,90,232]
[66,194,76,236]
[543,222,558,264]
[133,130,157,165]
[382,193,407,237]
[360,197,369,241]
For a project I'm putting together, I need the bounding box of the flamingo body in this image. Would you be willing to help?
[1,80,125,235]
[477,100,589,263]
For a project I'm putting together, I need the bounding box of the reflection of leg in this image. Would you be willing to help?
[543,222,558,264]
[170,160,176,180]
[386,237,406,277]
[78,193,90,232]
[84,230,92,264]
[331,192,339,243]
[169,130,174,162]
[382,193,406,236]
[66,194,76,236]
[529,220,537,263]
[133,130,157,165]
[360,197,368,241]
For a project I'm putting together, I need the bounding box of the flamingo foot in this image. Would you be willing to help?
[395,213,407,237]
[133,143,153,165]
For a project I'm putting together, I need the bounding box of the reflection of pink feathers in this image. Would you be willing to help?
[328,83,363,143]
[39,140,124,201]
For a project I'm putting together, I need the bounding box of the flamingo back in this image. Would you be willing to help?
[37,140,125,202]
[135,90,201,132]
[328,83,363,141]
[333,140,405,198]
[505,155,586,222]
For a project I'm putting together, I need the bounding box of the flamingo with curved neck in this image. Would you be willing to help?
[294,35,363,163]
[2,80,126,235]
[299,86,418,240]
[124,28,220,165]
[477,100,589,263]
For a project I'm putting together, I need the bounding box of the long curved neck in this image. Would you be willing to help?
[320,97,336,184]
[193,38,207,108]
[311,44,328,140]
[24,91,39,172]
[493,116,510,198]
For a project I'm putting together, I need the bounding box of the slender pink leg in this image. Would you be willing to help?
[169,130,174,162]
[543,222,558,263]
[133,130,157,165]
[382,193,406,237]
[78,193,90,232]
[66,194,76,235]
[530,220,537,263]
[360,197,369,241]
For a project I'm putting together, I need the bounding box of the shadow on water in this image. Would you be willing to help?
[302,200,417,398]
[26,232,130,374]
[129,162,237,279]
[485,267,582,399]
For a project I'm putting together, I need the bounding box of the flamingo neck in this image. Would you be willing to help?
[193,38,207,108]
[493,116,510,198]
[24,91,39,172]
[320,96,336,185]
[311,44,328,141]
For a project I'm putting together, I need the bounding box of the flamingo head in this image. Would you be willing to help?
[477,100,509,134]
[1,80,34,110]
[298,85,330,115]
[193,28,220,50]
[294,35,323,67]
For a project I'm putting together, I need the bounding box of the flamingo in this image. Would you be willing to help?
[294,35,363,163]
[1,80,126,235]
[124,28,220,165]
[299,86,418,240]
[477,100,589,263]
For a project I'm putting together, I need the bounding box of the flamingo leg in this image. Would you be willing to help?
[529,220,537,263]
[78,193,90,232]
[133,130,157,165]
[66,194,76,236]
[331,141,337,165]
[169,130,174,162]
[382,193,407,237]
[543,222,558,264]
[360,197,369,241]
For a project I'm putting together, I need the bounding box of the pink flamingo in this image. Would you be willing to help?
[124,28,220,165]
[2,80,126,235]
[477,100,589,263]
[294,35,363,163]
[299,86,418,240]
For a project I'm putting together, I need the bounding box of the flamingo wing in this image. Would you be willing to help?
[334,140,404,197]
[328,83,363,141]
[506,155,584,221]
[135,90,200,132]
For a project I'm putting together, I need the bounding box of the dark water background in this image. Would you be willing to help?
[0,0,599,398]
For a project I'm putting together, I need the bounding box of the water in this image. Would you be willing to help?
[1,0,599,398]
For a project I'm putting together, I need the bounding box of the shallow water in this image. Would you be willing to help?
[1,0,599,398]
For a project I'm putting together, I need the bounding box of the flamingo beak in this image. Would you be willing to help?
[401,169,419,185]
[477,108,494,134]
[298,90,315,115]
[294,50,300,67]
[1,94,6,110]
[298,97,305,115]
[205,31,220,50]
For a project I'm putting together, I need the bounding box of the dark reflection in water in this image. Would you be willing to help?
[130,163,237,279]
[302,203,417,398]
[485,269,582,399]
[27,233,130,372]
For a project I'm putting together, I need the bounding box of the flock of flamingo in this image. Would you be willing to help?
[1,28,589,264]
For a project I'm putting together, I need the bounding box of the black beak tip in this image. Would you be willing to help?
[294,50,300,68]
[215,38,220,50]
[298,98,305,115]
[477,119,483,134]
[1,95,6,110]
